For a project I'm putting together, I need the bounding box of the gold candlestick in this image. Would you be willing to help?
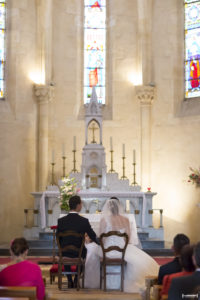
[72,150,78,172]
[62,156,66,178]
[51,162,55,185]
[121,156,127,179]
[109,150,115,173]
[131,162,137,185]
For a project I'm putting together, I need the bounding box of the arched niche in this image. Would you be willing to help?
[87,119,100,144]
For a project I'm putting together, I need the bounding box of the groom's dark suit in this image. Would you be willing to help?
[57,212,98,259]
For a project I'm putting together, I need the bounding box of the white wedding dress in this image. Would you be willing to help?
[84,214,159,294]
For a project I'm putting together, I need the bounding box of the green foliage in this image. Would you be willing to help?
[59,176,78,212]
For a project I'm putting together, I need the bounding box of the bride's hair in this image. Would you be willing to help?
[108,199,119,215]
[102,198,124,217]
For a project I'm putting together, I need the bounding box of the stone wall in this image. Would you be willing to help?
[0,0,200,244]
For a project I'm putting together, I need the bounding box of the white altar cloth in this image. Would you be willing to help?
[40,191,59,229]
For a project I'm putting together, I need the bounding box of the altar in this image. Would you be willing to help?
[28,187,163,241]
[25,88,164,243]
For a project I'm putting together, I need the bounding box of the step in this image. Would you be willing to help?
[39,232,54,241]
[0,247,172,257]
[28,239,54,248]
[141,239,164,249]
[138,232,149,240]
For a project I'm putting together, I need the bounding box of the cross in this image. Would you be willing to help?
[89,122,98,143]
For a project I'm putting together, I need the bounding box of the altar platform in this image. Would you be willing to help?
[0,230,168,257]
[22,184,165,255]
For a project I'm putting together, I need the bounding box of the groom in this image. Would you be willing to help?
[57,195,99,288]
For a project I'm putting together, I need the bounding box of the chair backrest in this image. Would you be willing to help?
[100,230,129,261]
[56,230,85,260]
[0,286,36,300]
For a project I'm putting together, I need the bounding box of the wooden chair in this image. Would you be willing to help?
[145,275,158,300]
[49,225,64,284]
[0,287,36,300]
[152,284,163,300]
[99,230,129,292]
[56,230,85,291]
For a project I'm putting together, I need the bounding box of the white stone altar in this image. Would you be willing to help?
[28,186,163,241]
[26,88,164,242]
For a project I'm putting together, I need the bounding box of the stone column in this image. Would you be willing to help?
[36,0,53,84]
[34,85,54,191]
[34,0,54,191]
[137,0,154,85]
[136,86,155,190]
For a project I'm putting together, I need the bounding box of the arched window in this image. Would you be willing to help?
[0,0,5,99]
[185,0,200,98]
[84,0,106,104]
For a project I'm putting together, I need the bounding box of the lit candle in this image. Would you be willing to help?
[73,136,76,151]
[62,143,65,157]
[126,200,130,212]
[110,137,113,151]
[52,150,55,163]
[133,149,136,163]
[122,144,125,157]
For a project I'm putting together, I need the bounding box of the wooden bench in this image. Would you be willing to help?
[0,287,36,300]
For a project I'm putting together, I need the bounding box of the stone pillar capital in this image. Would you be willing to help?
[136,85,155,105]
[34,84,54,104]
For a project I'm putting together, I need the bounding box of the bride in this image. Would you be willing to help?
[84,198,159,294]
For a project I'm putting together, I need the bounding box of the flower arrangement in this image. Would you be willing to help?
[188,168,200,186]
[59,176,79,212]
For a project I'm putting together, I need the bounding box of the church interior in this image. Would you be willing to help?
[1,0,200,296]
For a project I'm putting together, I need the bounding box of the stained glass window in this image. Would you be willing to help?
[84,0,106,104]
[185,0,200,98]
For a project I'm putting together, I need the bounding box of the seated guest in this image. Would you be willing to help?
[0,237,45,300]
[168,241,200,300]
[161,244,195,296]
[158,233,190,284]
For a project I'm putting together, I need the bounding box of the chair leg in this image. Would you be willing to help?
[121,264,124,292]
[103,264,106,291]
[58,265,62,290]
[82,265,85,289]
[77,266,80,291]
[100,264,102,289]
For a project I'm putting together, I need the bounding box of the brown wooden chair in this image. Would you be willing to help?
[56,230,85,291]
[145,275,158,300]
[49,225,65,285]
[152,284,163,300]
[99,230,128,291]
[0,286,36,300]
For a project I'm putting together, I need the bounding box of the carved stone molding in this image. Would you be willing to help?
[34,84,54,104]
[136,85,155,105]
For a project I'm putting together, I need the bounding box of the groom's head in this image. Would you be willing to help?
[69,195,82,212]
